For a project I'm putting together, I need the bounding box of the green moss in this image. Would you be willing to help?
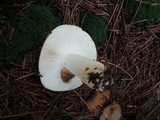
[126,0,160,27]
[0,4,61,66]
[12,5,61,52]
[0,37,20,66]
[0,15,6,25]
[0,0,31,4]
[147,1,160,24]
[81,14,107,45]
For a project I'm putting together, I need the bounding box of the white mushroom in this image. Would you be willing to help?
[39,25,108,91]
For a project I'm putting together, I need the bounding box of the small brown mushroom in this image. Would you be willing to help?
[100,102,121,120]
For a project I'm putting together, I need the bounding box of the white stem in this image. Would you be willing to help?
[63,54,106,90]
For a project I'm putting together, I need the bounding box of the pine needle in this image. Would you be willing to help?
[108,61,133,81]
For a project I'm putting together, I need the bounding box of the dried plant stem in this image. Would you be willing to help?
[15,72,37,81]
[108,62,133,81]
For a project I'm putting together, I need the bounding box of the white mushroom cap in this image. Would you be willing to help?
[39,25,97,91]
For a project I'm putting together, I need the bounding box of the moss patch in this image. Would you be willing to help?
[81,14,107,45]
[0,4,61,66]
[126,0,160,27]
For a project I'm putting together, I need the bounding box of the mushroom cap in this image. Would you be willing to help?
[39,25,97,91]
[100,102,121,120]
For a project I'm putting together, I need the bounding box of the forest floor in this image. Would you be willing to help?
[0,0,160,120]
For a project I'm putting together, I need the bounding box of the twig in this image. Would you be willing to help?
[144,102,160,120]
[73,90,91,111]
[15,72,37,81]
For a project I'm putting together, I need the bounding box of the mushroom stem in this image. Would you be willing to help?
[63,54,105,90]
[87,90,111,116]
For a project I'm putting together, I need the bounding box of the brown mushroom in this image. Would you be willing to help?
[100,102,121,120]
